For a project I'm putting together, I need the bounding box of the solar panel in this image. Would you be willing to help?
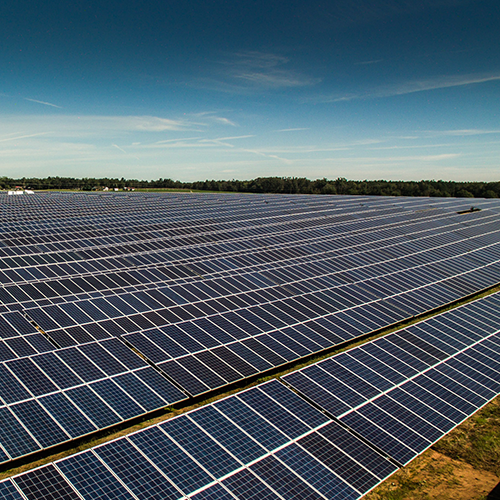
[3,378,402,499]
[56,450,136,500]
[1,191,500,483]
[13,465,81,500]
[284,291,500,466]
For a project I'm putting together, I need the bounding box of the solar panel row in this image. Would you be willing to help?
[283,291,500,465]
[0,194,499,316]
[0,380,397,500]
[0,337,186,463]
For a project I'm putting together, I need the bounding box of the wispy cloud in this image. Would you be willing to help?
[24,98,62,108]
[241,148,292,164]
[189,112,238,127]
[317,72,500,102]
[423,129,500,137]
[274,128,310,132]
[200,135,254,143]
[195,51,320,93]
[0,132,51,143]
[154,137,203,144]
[1,115,203,137]
[112,143,140,160]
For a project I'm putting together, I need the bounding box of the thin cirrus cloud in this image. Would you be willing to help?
[317,72,500,102]
[140,135,255,149]
[24,98,62,108]
[0,114,237,139]
[0,132,51,143]
[111,143,140,160]
[274,128,310,132]
[194,51,321,93]
[422,129,500,137]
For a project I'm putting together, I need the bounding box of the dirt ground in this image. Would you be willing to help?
[367,396,500,500]
[367,449,499,500]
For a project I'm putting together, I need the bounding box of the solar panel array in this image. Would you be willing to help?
[1,192,500,467]
[283,291,500,465]
[0,379,398,500]
[3,291,500,499]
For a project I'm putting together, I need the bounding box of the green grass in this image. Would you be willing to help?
[433,397,500,475]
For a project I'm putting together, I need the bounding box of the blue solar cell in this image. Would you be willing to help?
[318,420,398,481]
[210,345,259,378]
[100,338,147,369]
[237,388,310,440]
[283,371,351,416]
[354,401,431,455]
[317,357,381,399]
[400,380,466,424]
[6,358,59,397]
[195,350,243,383]
[375,337,431,372]
[256,334,299,362]
[124,332,170,363]
[58,302,93,324]
[56,348,107,382]
[190,483,234,500]
[361,342,418,379]
[76,300,108,321]
[297,430,380,494]
[134,366,187,404]
[112,372,167,411]
[0,317,19,339]
[250,454,324,499]
[340,410,417,465]
[160,415,240,478]
[57,450,136,500]
[38,392,97,438]
[422,370,488,408]
[275,443,359,500]
[4,311,37,334]
[24,333,55,353]
[0,407,41,459]
[190,405,266,464]
[146,328,189,358]
[14,464,81,500]
[226,342,273,372]
[90,378,145,420]
[129,425,213,495]
[292,323,332,348]
[215,396,289,451]
[372,395,444,443]
[0,479,25,500]
[222,468,280,500]
[194,317,235,344]
[258,380,329,428]
[162,324,206,353]
[10,399,69,449]
[335,351,395,392]
[65,385,122,429]
[94,439,182,500]
[0,364,32,404]
[79,343,128,376]
[446,356,500,393]
[435,363,496,400]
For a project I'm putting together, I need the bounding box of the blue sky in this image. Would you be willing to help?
[1,0,499,181]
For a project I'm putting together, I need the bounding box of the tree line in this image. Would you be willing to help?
[1,176,499,198]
